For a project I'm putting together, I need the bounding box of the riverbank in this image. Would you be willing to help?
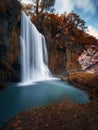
[2,97,98,130]
[2,72,98,130]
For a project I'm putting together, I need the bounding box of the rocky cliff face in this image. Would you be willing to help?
[0,0,22,88]
[78,45,98,74]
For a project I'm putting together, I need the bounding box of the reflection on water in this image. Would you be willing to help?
[0,80,89,127]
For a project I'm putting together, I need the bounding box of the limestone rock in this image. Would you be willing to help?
[78,45,98,74]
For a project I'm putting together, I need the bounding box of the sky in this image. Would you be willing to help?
[55,0,98,39]
[20,0,98,39]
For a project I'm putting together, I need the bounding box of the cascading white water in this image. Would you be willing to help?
[19,11,53,84]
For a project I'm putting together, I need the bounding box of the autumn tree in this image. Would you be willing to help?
[33,0,55,14]
[49,11,87,75]
[28,0,55,32]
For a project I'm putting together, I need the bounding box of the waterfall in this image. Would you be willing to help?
[19,11,53,85]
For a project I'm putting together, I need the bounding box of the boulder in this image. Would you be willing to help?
[69,72,98,99]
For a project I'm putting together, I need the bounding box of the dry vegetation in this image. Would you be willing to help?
[2,100,98,130]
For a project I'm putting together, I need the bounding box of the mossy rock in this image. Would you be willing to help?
[69,72,98,99]
[0,0,22,87]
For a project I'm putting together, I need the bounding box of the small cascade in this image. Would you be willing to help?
[20,11,53,84]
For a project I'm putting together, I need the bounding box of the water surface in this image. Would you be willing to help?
[0,80,89,127]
